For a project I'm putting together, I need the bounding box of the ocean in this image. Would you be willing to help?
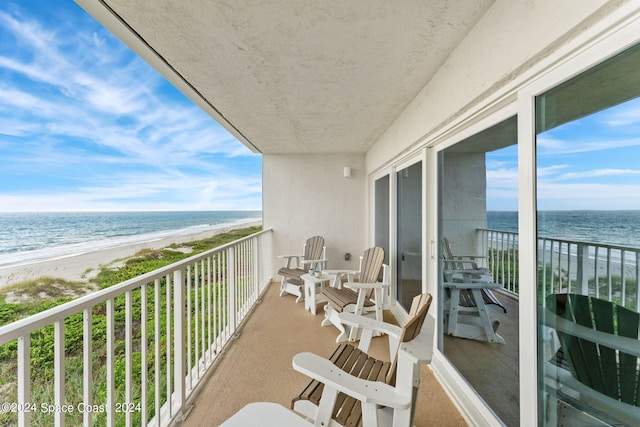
[0,211,262,268]
[488,210,640,249]
[1,210,638,270]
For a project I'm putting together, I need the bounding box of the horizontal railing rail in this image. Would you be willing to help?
[0,228,273,427]
[478,228,640,311]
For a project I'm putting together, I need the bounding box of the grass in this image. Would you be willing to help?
[0,225,261,427]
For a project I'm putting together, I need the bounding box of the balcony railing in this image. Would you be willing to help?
[478,228,640,311]
[0,228,273,427]
[477,228,519,295]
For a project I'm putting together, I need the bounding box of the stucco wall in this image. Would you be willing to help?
[263,154,367,278]
[441,152,487,255]
[365,0,619,172]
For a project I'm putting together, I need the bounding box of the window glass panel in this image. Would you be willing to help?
[397,162,422,310]
[438,116,518,426]
[536,43,640,427]
[374,174,390,267]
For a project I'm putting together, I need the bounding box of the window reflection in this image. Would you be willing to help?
[536,43,640,427]
[438,116,519,425]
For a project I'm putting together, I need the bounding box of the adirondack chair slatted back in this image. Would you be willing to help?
[303,235,325,265]
[387,293,433,385]
[442,237,465,272]
[402,293,433,343]
[548,293,640,406]
[358,246,385,298]
[442,237,489,278]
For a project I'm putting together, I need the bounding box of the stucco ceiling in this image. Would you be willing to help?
[82,0,495,154]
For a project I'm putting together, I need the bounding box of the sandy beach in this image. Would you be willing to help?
[0,221,261,288]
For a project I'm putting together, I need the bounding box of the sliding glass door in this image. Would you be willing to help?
[536,42,640,427]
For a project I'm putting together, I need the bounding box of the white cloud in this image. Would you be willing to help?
[557,168,640,180]
[536,182,640,210]
[0,4,259,212]
[536,134,640,155]
[602,101,640,127]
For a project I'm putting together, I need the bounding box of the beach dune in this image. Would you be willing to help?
[0,222,261,288]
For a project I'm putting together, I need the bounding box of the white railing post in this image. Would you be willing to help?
[173,269,186,419]
[17,334,30,427]
[106,299,115,427]
[83,308,93,427]
[140,284,148,427]
[228,246,237,333]
[576,244,589,295]
[54,320,65,427]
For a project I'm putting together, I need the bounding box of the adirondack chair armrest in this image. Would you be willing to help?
[442,258,486,271]
[344,281,390,290]
[337,311,403,339]
[443,267,491,276]
[443,281,503,290]
[278,254,302,269]
[399,315,435,365]
[541,307,640,357]
[292,352,412,409]
[300,258,328,266]
[454,255,486,260]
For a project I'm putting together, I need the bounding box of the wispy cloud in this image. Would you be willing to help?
[556,168,640,180]
[536,134,640,155]
[0,2,260,211]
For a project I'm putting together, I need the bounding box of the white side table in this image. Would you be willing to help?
[221,402,310,426]
[301,273,333,315]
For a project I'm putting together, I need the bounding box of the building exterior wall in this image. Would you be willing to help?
[263,153,367,278]
[441,152,487,255]
[365,0,619,173]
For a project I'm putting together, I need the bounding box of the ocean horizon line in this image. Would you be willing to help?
[0,211,262,268]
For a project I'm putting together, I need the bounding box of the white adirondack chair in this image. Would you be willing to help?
[221,294,433,427]
[442,238,507,344]
[293,293,433,427]
[278,235,327,302]
[321,247,391,342]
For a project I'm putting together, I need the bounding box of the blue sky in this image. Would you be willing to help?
[486,97,640,211]
[0,1,262,212]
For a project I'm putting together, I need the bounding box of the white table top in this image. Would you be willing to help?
[300,272,334,282]
[220,402,310,427]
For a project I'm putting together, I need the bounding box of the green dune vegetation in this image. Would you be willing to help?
[0,225,261,427]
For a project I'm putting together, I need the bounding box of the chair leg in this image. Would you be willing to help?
[322,305,348,343]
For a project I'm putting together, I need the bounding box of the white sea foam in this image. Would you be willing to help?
[0,212,261,268]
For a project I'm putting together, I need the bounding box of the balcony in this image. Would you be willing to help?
[2,228,638,426]
[180,282,465,427]
[0,229,464,427]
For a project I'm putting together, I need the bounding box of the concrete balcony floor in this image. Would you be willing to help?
[178,282,467,426]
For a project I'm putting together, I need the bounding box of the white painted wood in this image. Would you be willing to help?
[221,403,311,427]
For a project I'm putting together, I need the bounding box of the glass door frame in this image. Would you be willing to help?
[517,9,640,425]
[370,150,427,321]
[429,105,518,424]
[366,7,640,426]
[395,153,427,312]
